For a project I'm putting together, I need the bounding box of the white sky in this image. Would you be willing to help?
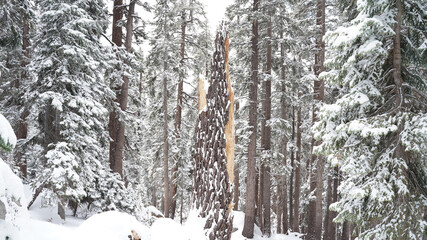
[204,0,231,34]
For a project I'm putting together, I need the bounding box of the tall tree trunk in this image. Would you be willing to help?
[280,34,288,235]
[114,0,135,178]
[162,65,169,218]
[293,94,302,232]
[170,8,187,219]
[109,0,123,176]
[260,7,272,237]
[242,0,259,237]
[289,107,295,229]
[16,14,31,178]
[307,0,325,239]
[162,9,170,217]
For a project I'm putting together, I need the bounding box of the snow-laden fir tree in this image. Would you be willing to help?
[314,0,427,238]
[25,0,133,218]
[193,23,234,240]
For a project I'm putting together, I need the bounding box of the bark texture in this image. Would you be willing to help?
[260,7,272,237]
[242,0,259,238]
[109,0,124,176]
[307,0,325,239]
[193,24,233,240]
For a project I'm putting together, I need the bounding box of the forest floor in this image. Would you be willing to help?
[10,185,302,240]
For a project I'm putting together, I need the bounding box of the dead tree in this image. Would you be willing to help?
[193,23,234,240]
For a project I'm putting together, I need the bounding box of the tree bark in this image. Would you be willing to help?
[280,34,288,235]
[162,5,170,217]
[307,0,325,239]
[289,107,295,230]
[293,94,302,232]
[242,0,259,238]
[260,7,272,237]
[109,0,123,176]
[193,27,233,239]
[16,13,31,178]
[324,168,333,240]
[170,8,187,219]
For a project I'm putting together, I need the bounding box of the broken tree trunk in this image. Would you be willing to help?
[192,23,234,240]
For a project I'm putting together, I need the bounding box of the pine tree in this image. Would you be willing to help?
[26,0,133,218]
[314,0,427,238]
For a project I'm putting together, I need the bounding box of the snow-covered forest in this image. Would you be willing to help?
[0,0,426,239]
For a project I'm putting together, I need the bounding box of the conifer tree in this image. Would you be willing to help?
[25,0,133,218]
[314,0,427,238]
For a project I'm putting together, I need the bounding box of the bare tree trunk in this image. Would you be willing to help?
[307,0,325,239]
[289,107,295,230]
[16,14,31,178]
[170,8,187,220]
[162,48,169,218]
[242,0,259,237]
[293,94,302,232]
[280,35,288,235]
[109,0,123,176]
[260,7,272,237]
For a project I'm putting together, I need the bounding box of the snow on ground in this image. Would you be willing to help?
[0,172,302,240]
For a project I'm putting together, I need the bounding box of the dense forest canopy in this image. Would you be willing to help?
[0,0,426,239]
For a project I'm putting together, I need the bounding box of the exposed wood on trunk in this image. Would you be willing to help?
[242,0,259,237]
[233,102,240,211]
[193,26,233,239]
[225,36,235,213]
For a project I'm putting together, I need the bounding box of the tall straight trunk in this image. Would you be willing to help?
[293,93,302,232]
[109,0,123,176]
[113,0,135,178]
[171,8,187,219]
[307,0,326,239]
[16,14,31,178]
[233,102,240,211]
[289,107,295,229]
[280,35,288,234]
[242,0,259,238]
[162,8,170,218]
[260,7,272,237]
